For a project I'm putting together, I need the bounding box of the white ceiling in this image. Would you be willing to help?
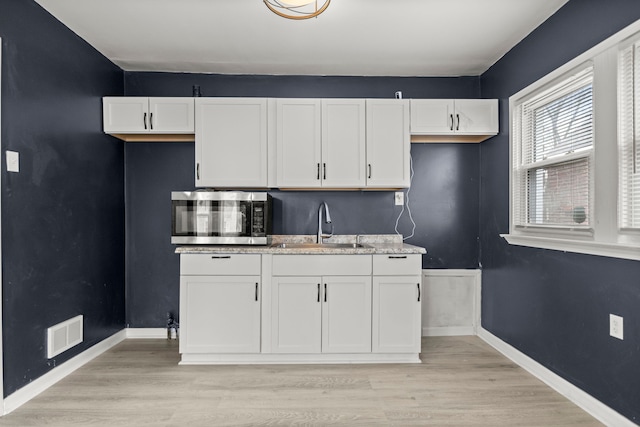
[34,0,569,77]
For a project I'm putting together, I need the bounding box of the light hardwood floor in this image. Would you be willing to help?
[0,336,602,426]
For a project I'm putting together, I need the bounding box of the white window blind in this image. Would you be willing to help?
[513,66,594,229]
[618,43,640,230]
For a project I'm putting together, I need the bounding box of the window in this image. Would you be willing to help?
[504,20,640,261]
[619,42,640,230]
[513,66,593,232]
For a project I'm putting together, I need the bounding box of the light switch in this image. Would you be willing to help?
[6,150,19,173]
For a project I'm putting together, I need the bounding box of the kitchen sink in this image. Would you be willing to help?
[271,242,368,249]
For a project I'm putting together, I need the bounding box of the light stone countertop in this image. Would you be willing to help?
[175,234,426,255]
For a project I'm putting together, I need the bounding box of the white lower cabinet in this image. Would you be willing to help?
[179,254,262,355]
[180,275,261,354]
[270,276,322,353]
[179,252,422,364]
[372,276,422,353]
[271,275,372,354]
[372,254,422,353]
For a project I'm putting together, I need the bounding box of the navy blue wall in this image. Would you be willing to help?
[480,0,640,422]
[124,73,481,327]
[1,0,125,396]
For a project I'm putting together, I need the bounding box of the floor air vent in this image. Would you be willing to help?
[47,315,83,359]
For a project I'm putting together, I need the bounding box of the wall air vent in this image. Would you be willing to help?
[47,315,83,359]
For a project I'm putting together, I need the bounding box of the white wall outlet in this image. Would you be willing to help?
[610,314,624,340]
[395,191,404,206]
[6,150,19,173]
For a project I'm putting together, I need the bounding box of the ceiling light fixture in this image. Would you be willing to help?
[263,0,331,20]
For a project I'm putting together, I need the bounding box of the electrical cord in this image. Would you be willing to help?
[395,153,416,240]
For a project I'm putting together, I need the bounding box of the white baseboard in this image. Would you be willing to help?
[477,327,635,427]
[3,329,127,415]
[125,328,168,339]
[423,326,476,336]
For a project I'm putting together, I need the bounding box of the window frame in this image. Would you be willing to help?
[503,19,640,261]
[618,38,640,233]
[512,63,595,233]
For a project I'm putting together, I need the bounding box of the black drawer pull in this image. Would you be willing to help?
[211,256,231,259]
[388,255,407,259]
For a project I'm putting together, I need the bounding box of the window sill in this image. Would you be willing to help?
[500,233,640,261]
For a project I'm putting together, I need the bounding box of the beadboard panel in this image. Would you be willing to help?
[421,269,481,336]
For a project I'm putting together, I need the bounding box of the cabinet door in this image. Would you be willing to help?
[372,276,422,353]
[103,97,149,133]
[409,99,454,134]
[149,97,194,133]
[276,99,322,187]
[195,98,268,188]
[271,276,322,353]
[366,99,410,188]
[322,276,372,353]
[454,99,498,134]
[179,276,261,354]
[321,99,366,187]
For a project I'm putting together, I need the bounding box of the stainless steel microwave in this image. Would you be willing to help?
[171,191,272,245]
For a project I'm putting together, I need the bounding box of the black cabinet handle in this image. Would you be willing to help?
[211,256,231,259]
[368,164,372,179]
[417,283,421,302]
[324,283,327,302]
[197,163,200,180]
[388,255,407,259]
[317,163,320,180]
[323,163,326,180]
[150,112,154,130]
[255,283,259,302]
[143,112,148,130]
[449,114,454,131]
[317,283,320,302]
[456,113,460,131]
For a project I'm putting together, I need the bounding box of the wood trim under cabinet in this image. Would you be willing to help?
[109,133,195,142]
[410,134,496,143]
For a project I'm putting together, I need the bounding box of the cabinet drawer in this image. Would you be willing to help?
[272,255,371,276]
[373,254,421,276]
[181,254,261,275]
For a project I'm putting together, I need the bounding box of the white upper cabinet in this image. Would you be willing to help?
[366,99,410,188]
[276,98,407,189]
[321,99,367,188]
[103,97,194,134]
[195,98,268,188]
[276,99,323,187]
[453,99,498,134]
[410,99,453,134]
[410,99,498,142]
